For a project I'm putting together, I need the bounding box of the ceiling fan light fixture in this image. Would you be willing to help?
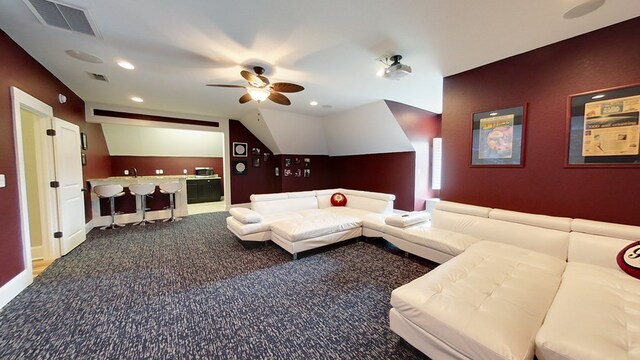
[247,87,270,102]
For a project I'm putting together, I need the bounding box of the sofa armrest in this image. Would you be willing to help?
[385,212,430,228]
[229,207,264,224]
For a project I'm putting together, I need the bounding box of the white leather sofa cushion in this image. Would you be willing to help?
[391,241,566,360]
[271,213,362,242]
[436,201,492,217]
[252,196,318,215]
[324,207,388,231]
[489,209,572,232]
[226,212,302,236]
[535,262,640,360]
[229,207,263,224]
[431,210,570,260]
[385,212,430,228]
[250,193,288,202]
[315,188,345,208]
[572,218,640,240]
[568,232,634,271]
[402,226,480,257]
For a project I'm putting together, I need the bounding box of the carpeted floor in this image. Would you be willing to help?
[0,212,434,359]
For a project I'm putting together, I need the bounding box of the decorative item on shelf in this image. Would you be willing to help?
[232,142,248,157]
[566,83,640,167]
[253,158,260,168]
[81,132,88,150]
[471,104,527,167]
[81,153,87,166]
[233,161,248,175]
[263,152,270,162]
[284,158,292,167]
[303,168,310,177]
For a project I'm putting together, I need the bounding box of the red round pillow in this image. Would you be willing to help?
[330,192,347,207]
[617,241,640,279]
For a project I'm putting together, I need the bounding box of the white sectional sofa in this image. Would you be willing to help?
[385,201,640,360]
[226,188,395,259]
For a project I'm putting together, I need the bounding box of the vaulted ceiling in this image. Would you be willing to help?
[1,0,639,120]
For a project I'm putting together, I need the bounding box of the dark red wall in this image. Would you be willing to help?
[278,154,332,192]
[386,100,442,210]
[0,30,110,286]
[442,17,640,225]
[331,152,416,211]
[229,120,279,203]
[110,156,224,191]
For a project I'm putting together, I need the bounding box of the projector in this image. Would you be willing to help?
[383,63,412,80]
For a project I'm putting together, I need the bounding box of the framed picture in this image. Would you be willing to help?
[263,152,270,162]
[284,168,292,177]
[251,147,261,156]
[294,169,302,177]
[252,157,260,168]
[303,168,310,177]
[80,132,88,150]
[284,158,292,167]
[303,158,311,167]
[81,153,87,166]
[471,104,527,167]
[232,142,248,157]
[566,83,640,167]
[232,161,248,175]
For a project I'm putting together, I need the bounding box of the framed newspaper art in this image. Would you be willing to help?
[566,83,640,167]
[471,104,527,167]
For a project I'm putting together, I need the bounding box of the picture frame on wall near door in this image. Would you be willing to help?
[470,104,527,167]
[80,132,88,150]
[565,83,640,167]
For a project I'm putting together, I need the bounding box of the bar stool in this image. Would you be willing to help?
[159,181,183,222]
[93,184,126,230]
[129,183,156,225]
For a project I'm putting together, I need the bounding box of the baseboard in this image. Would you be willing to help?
[228,202,250,209]
[85,219,95,234]
[0,269,32,310]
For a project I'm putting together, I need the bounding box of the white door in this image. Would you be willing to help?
[52,118,86,255]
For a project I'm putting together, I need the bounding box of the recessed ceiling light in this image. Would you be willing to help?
[563,0,605,19]
[591,94,605,99]
[131,97,144,103]
[65,50,103,63]
[310,101,318,106]
[489,112,498,116]
[117,60,135,70]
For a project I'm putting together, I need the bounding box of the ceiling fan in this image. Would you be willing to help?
[206,66,304,106]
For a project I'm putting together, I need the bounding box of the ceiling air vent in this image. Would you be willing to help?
[88,72,109,82]
[24,0,100,37]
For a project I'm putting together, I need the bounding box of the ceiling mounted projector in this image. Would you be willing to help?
[381,55,412,80]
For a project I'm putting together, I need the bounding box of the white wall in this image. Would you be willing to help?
[239,109,281,154]
[259,108,328,155]
[322,100,414,156]
[102,124,224,157]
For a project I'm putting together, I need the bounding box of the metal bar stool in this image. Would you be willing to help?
[159,181,183,222]
[93,184,126,230]
[129,183,156,225]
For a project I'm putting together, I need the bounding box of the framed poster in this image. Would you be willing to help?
[566,83,640,167]
[232,142,248,157]
[471,104,527,167]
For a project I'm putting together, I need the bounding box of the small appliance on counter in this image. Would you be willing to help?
[195,167,215,177]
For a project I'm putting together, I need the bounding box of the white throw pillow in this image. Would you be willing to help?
[385,212,430,228]
[229,207,263,224]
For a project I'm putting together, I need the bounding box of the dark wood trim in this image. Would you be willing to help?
[93,109,219,127]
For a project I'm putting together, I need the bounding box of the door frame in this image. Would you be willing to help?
[11,88,59,268]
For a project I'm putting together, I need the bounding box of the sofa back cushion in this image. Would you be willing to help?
[568,219,639,270]
[432,208,570,260]
[251,191,318,215]
[315,189,394,214]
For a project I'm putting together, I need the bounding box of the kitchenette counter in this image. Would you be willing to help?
[88,176,189,226]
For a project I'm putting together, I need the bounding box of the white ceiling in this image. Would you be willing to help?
[1,0,639,120]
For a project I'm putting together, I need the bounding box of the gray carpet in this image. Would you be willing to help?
[0,212,433,359]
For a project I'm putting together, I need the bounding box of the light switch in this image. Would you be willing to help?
[183,169,187,174]
[124,169,129,175]
[0,174,5,188]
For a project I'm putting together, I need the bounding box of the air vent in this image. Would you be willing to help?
[24,0,100,37]
[88,72,109,82]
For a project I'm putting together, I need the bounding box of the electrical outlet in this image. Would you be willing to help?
[0,174,5,188]
[159,169,164,174]
[124,169,129,175]
[155,169,160,174]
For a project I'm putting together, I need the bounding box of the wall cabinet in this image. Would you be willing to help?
[187,178,222,204]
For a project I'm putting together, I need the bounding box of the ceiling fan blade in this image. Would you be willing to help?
[241,70,268,87]
[268,92,291,106]
[206,84,246,88]
[271,82,304,93]
[239,93,253,104]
